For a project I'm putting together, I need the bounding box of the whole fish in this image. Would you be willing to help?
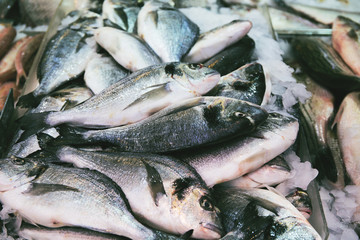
[17,12,100,108]
[102,0,140,32]
[55,146,223,239]
[94,27,161,72]
[214,187,321,239]
[286,188,313,220]
[332,16,360,76]
[292,37,360,95]
[18,223,128,240]
[0,157,182,239]
[0,25,16,59]
[204,35,255,76]
[183,20,252,63]
[52,96,268,153]
[334,92,360,185]
[137,0,199,62]
[207,62,269,106]
[18,63,220,141]
[84,54,129,94]
[173,113,298,186]
[218,155,291,189]
[15,33,44,86]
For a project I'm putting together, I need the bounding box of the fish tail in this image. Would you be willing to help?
[16,112,53,142]
[16,92,42,108]
[315,146,337,183]
[50,125,89,146]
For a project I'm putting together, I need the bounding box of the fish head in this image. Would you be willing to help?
[203,97,268,132]
[166,63,220,95]
[286,188,312,219]
[170,177,223,239]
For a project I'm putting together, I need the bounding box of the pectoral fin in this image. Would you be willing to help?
[25,183,79,196]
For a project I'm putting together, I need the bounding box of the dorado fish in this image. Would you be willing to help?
[332,16,360,76]
[334,92,360,186]
[218,155,291,189]
[207,62,269,105]
[204,35,255,76]
[17,12,100,108]
[0,157,182,239]
[137,0,199,62]
[55,146,222,239]
[52,96,267,153]
[94,27,161,72]
[84,54,129,94]
[173,112,298,186]
[17,63,220,141]
[214,187,321,239]
[0,25,16,59]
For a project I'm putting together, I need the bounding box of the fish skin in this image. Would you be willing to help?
[54,96,268,153]
[173,112,298,186]
[332,16,360,76]
[84,54,129,94]
[0,26,16,59]
[207,62,267,105]
[137,0,199,62]
[56,146,223,239]
[17,62,220,141]
[183,20,252,63]
[334,92,360,186]
[0,0,16,18]
[0,158,177,240]
[94,27,161,72]
[204,35,255,76]
[214,187,322,239]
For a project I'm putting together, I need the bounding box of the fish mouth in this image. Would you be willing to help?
[194,72,221,95]
[199,222,223,238]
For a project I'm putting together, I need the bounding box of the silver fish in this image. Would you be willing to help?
[174,112,298,186]
[84,54,129,94]
[183,20,252,63]
[18,63,220,141]
[53,96,268,153]
[137,0,199,62]
[56,146,223,239]
[0,157,181,239]
[94,27,161,72]
[214,187,321,239]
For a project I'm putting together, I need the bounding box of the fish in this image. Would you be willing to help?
[18,223,128,240]
[218,155,292,189]
[334,92,360,186]
[0,36,32,84]
[0,0,16,19]
[17,63,220,141]
[0,25,16,59]
[173,112,298,186]
[84,54,130,94]
[292,37,360,95]
[55,146,223,239]
[137,0,199,62]
[204,35,255,76]
[102,0,140,32]
[94,27,161,72]
[183,20,252,63]
[15,33,44,86]
[16,12,100,108]
[173,0,215,8]
[332,16,360,76]
[52,96,268,153]
[0,81,19,110]
[286,188,313,219]
[0,157,183,239]
[213,187,322,239]
[207,62,269,106]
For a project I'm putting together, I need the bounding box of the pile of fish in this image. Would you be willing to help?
[4,0,360,239]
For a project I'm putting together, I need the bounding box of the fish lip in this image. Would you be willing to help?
[200,222,223,236]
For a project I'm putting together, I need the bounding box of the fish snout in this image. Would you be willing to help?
[192,222,223,239]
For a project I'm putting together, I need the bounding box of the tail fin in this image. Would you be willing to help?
[48,125,89,146]
[16,92,42,108]
[16,112,53,143]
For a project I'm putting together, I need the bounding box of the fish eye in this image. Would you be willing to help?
[199,196,214,211]
[11,158,25,165]
[188,64,199,70]
[234,112,246,118]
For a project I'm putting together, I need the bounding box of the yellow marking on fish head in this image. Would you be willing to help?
[207,59,219,69]
[208,98,227,112]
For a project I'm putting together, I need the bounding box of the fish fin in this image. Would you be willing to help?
[25,183,79,196]
[172,178,195,201]
[141,160,167,206]
[180,229,194,239]
[49,126,88,146]
[148,11,158,27]
[16,112,53,143]
[123,82,171,111]
[36,132,56,150]
[103,19,123,30]
[75,34,87,53]
[157,98,206,119]
[114,7,128,30]
[16,92,42,108]
[331,104,344,129]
